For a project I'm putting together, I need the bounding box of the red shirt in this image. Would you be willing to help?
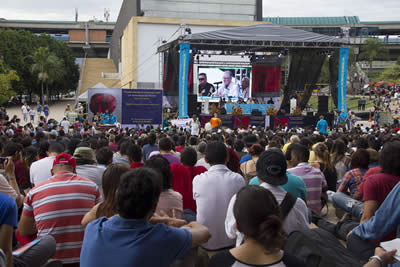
[15,160,29,189]
[175,146,185,153]
[362,172,400,204]
[170,163,196,212]
[130,162,144,169]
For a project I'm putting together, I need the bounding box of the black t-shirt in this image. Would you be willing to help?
[199,83,215,96]
[209,250,306,267]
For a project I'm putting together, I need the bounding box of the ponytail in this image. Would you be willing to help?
[257,215,286,253]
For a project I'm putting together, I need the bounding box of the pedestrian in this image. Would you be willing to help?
[43,103,49,119]
[21,103,28,122]
[29,108,35,122]
[36,101,42,121]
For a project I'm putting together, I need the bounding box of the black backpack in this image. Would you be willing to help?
[284,228,362,267]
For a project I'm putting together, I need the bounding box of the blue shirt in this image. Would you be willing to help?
[249,171,307,201]
[43,105,49,115]
[142,144,158,161]
[316,119,328,134]
[109,114,117,124]
[0,193,18,228]
[80,216,192,267]
[240,154,251,165]
[37,105,42,112]
[352,182,400,267]
[101,113,110,124]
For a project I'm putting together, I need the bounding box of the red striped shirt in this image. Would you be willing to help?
[22,171,101,264]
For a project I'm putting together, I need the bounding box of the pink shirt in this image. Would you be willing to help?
[155,189,183,219]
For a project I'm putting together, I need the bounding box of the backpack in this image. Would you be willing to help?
[280,192,297,219]
[284,228,362,267]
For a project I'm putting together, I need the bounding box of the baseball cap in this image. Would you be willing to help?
[256,149,288,186]
[244,134,258,146]
[53,153,76,169]
[73,147,96,163]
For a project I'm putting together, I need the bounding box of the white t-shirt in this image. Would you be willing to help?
[205,122,212,133]
[60,120,71,134]
[30,156,56,186]
[190,119,200,136]
[21,105,28,114]
[193,164,245,250]
[29,109,35,116]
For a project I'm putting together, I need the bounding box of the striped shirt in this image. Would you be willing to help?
[288,163,327,214]
[22,171,101,264]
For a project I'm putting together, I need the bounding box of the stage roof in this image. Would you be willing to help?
[158,23,348,53]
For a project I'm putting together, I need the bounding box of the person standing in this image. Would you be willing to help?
[316,115,328,134]
[210,113,221,130]
[43,103,49,120]
[21,103,28,122]
[189,115,200,137]
[29,108,35,123]
[60,117,70,134]
[36,102,42,121]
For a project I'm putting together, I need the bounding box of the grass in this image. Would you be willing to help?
[308,95,374,112]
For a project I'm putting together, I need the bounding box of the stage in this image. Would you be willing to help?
[199,114,306,129]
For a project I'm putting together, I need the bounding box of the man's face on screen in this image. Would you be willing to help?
[199,75,207,85]
[241,78,249,90]
[223,74,232,87]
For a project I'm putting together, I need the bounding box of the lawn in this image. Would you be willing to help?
[308,95,374,112]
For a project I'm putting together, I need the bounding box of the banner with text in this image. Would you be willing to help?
[121,89,163,127]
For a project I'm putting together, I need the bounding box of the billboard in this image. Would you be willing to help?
[87,88,122,121]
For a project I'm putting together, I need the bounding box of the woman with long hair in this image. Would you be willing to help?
[330,139,351,185]
[209,186,305,267]
[240,144,264,184]
[82,164,130,226]
[311,143,337,191]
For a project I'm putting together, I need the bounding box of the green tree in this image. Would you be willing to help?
[0,61,19,104]
[31,47,63,104]
[378,64,400,83]
[359,38,389,75]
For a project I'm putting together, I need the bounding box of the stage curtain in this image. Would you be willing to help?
[280,49,326,113]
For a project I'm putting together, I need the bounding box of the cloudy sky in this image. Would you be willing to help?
[0,0,399,22]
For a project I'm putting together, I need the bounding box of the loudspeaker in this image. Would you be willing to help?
[318,96,329,114]
[188,95,201,117]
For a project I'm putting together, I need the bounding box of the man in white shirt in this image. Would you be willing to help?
[225,149,310,247]
[30,142,65,186]
[193,142,245,251]
[214,71,240,98]
[60,117,70,134]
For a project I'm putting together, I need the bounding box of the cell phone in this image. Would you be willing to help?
[0,157,7,164]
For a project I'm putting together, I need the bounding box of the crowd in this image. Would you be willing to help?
[0,105,399,267]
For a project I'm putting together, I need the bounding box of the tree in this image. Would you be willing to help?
[378,63,400,83]
[359,38,389,76]
[31,47,63,104]
[0,61,19,104]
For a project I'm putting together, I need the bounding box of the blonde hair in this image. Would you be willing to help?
[109,134,115,143]
[313,143,332,171]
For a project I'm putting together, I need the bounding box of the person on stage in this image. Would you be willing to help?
[316,115,328,134]
[109,112,117,125]
[198,73,215,96]
[100,110,111,124]
[214,71,239,98]
[240,77,250,100]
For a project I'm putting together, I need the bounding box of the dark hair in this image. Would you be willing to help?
[350,148,370,169]
[48,142,65,154]
[205,142,227,165]
[248,144,264,156]
[119,140,133,156]
[96,146,114,165]
[21,146,38,170]
[380,141,400,176]
[288,143,309,163]
[300,137,313,149]
[177,136,186,146]
[3,142,22,157]
[180,147,197,167]
[127,144,143,163]
[189,136,197,146]
[234,140,245,152]
[199,73,207,78]
[234,186,286,252]
[97,164,131,218]
[117,168,162,219]
[331,139,346,165]
[38,141,50,158]
[21,137,32,148]
[198,142,207,154]
[144,155,172,190]
[355,138,369,150]
[148,133,157,146]
[159,137,173,152]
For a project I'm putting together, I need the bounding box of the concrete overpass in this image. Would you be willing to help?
[0,19,115,58]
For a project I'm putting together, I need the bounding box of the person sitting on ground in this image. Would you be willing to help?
[239,135,258,164]
[96,146,114,169]
[282,135,300,153]
[175,136,186,153]
[142,133,158,161]
[240,144,264,184]
[211,186,305,267]
[18,153,101,266]
[127,144,144,169]
[108,134,118,153]
[233,139,246,161]
[112,140,131,166]
[145,155,184,219]
[81,164,131,227]
[3,142,30,192]
[227,149,309,247]
[331,139,351,185]
[80,167,211,267]
[193,141,246,251]
[310,142,337,192]
[74,147,105,195]
[332,148,370,221]
[157,137,180,165]
[195,141,211,170]
[0,158,24,208]
[287,143,327,215]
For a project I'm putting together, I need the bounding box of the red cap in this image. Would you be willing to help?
[53,153,76,169]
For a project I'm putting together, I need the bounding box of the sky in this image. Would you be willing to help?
[0,0,399,22]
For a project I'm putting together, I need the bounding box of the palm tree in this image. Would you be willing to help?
[31,47,63,104]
